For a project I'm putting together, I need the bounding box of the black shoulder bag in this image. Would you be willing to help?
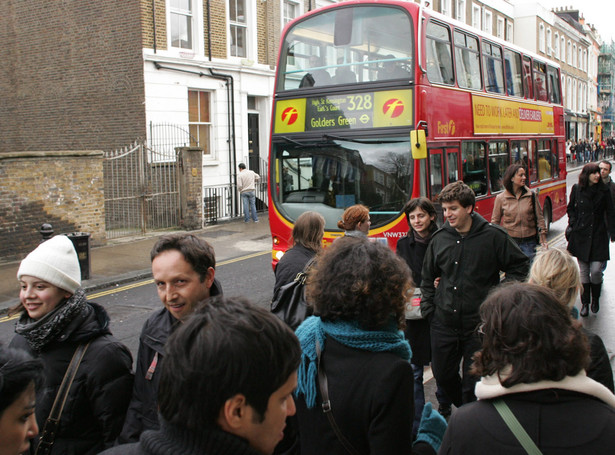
[35,341,91,455]
[271,258,315,330]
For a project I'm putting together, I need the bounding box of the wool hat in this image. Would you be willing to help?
[17,235,81,293]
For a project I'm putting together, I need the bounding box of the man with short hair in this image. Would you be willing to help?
[238,163,260,223]
[420,181,529,407]
[600,160,615,201]
[118,233,223,443]
[103,297,301,455]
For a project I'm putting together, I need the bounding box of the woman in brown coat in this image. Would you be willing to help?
[491,163,547,260]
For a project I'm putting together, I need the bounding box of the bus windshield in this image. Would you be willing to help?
[271,135,413,230]
[279,6,414,90]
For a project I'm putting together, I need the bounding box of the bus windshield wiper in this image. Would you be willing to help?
[279,136,309,146]
[323,134,406,144]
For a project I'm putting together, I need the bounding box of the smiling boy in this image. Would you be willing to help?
[420,181,529,408]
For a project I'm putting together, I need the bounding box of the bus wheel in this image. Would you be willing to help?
[543,200,552,233]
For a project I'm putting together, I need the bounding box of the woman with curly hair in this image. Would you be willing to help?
[294,237,446,455]
[440,283,615,454]
[337,204,370,237]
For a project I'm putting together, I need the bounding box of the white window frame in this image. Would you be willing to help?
[578,48,583,71]
[484,10,492,34]
[168,0,196,53]
[561,36,566,62]
[456,0,466,23]
[567,40,572,64]
[546,28,552,56]
[228,0,253,59]
[496,17,504,39]
[441,0,452,17]
[282,0,301,27]
[572,43,577,68]
[554,33,559,60]
[538,23,545,53]
[506,22,513,42]
[188,90,214,158]
[472,3,481,29]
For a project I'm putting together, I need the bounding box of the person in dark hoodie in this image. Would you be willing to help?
[420,181,529,408]
[9,235,133,454]
[119,234,223,443]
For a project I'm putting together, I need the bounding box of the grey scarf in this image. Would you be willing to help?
[15,288,89,352]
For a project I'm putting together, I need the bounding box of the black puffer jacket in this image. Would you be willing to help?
[118,279,223,443]
[10,302,133,455]
[567,182,615,262]
[420,213,529,333]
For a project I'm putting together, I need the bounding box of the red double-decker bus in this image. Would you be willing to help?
[268,0,566,264]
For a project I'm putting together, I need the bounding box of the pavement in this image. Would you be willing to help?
[0,215,272,314]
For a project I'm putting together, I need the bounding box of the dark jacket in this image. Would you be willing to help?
[586,329,615,392]
[10,302,133,455]
[294,338,435,455]
[440,389,615,454]
[118,279,223,443]
[420,213,529,333]
[101,420,262,455]
[567,182,615,262]
[273,244,316,295]
[397,226,437,366]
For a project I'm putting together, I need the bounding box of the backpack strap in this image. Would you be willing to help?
[492,399,543,455]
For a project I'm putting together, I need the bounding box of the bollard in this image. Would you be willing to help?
[39,223,54,243]
[66,232,91,280]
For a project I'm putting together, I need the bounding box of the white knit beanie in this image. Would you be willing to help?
[17,235,81,293]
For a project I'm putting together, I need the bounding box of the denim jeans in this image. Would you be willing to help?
[241,191,258,222]
[514,238,537,261]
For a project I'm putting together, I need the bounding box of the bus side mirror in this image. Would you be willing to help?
[411,129,427,159]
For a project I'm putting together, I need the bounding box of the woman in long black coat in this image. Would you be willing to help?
[567,162,615,316]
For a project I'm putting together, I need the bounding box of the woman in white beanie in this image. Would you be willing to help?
[9,235,133,455]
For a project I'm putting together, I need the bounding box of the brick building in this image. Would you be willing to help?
[0,0,336,259]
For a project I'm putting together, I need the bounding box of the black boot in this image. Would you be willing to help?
[580,283,591,317]
[591,282,602,313]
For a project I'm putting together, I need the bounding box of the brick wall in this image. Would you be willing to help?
[207,0,228,59]
[141,0,168,51]
[0,0,146,153]
[0,152,106,262]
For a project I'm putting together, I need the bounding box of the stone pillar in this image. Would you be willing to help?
[176,147,203,230]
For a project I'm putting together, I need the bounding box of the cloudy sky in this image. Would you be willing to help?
[540,0,615,44]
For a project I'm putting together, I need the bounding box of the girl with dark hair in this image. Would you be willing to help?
[567,162,615,316]
[0,347,44,455]
[337,204,370,237]
[440,283,615,454]
[491,164,547,260]
[294,237,446,455]
[273,211,325,295]
[397,198,452,430]
[9,235,133,454]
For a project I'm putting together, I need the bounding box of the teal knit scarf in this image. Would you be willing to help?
[295,316,412,409]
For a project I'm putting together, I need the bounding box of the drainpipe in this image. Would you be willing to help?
[152,62,238,215]
[207,0,212,60]
[152,0,157,53]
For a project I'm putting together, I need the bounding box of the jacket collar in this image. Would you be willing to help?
[475,369,615,408]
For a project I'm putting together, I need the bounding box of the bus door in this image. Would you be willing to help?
[428,148,444,201]
[428,147,460,200]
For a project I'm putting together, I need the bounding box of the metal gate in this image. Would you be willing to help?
[103,142,180,239]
